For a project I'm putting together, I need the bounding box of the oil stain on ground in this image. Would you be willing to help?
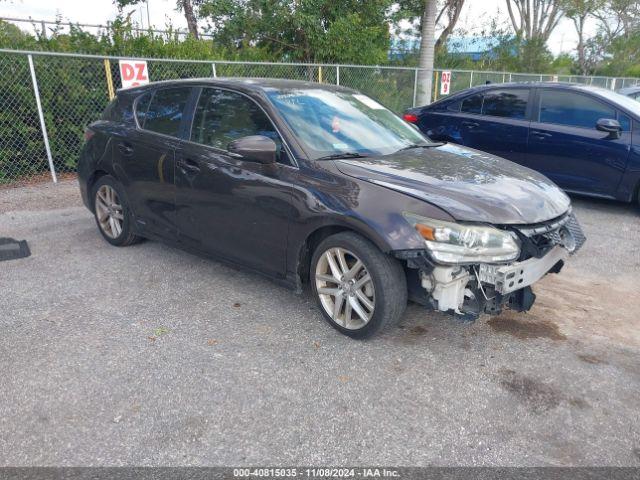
[499,369,588,414]
[577,353,607,365]
[488,315,566,341]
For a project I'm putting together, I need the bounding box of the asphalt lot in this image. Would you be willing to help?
[1,179,639,466]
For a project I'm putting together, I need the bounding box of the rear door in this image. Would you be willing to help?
[457,88,532,165]
[174,87,294,277]
[527,88,631,196]
[113,86,194,239]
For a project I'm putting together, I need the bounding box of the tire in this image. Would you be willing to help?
[92,175,142,247]
[310,231,407,339]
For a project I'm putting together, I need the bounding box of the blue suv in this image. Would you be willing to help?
[405,83,640,205]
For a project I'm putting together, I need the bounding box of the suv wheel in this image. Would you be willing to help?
[311,232,407,339]
[92,176,141,247]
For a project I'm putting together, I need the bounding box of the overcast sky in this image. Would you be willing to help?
[0,0,596,56]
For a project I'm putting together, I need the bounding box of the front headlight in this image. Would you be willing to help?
[403,213,520,264]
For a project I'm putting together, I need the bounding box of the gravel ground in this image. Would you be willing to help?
[1,179,639,466]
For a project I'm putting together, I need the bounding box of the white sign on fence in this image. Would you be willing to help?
[118,60,149,89]
[440,71,451,95]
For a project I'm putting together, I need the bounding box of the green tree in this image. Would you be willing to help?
[198,0,392,64]
[114,0,201,39]
[563,0,605,75]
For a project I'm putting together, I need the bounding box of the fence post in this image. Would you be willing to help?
[318,65,323,83]
[433,70,439,102]
[104,59,115,100]
[336,65,340,86]
[412,68,418,107]
[212,62,217,78]
[28,54,57,184]
[469,70,473,88]
[610,78,617,90]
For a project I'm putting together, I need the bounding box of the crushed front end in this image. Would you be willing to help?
[395,211,586,320]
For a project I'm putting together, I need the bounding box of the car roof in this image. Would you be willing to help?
[618,86,640,94]
[419,81,625,109]
[118,77,356,95]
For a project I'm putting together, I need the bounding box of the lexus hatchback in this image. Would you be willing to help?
[79,78,584,339]
[405,82,640,205]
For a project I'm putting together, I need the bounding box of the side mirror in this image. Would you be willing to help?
[228,135,277,164]
[596,118,622,138]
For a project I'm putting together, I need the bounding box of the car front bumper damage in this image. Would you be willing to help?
[397,212,586,320]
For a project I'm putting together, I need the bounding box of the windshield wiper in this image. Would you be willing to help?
[315,152,371,161]
[397,142,443,152]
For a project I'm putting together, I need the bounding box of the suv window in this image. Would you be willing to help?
[191,88,288,164]
[143,87,192,137]
[482,89,528,119]
[461,94,482,114]
[539,90,615,129]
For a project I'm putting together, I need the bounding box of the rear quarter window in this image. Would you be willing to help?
[101,96,134,124]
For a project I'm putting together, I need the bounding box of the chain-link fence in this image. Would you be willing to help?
[1,48,639,185]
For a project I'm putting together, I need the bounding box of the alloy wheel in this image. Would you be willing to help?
[95,184,124,239]
[315,247,375,329]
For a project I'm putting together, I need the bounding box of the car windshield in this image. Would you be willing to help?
[266,89,432,159]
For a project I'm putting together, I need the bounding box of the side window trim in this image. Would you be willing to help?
[133,90,154,129]
[535,88,616,130]
[185,85,298,168]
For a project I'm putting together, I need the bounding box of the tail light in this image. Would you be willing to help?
[403,113,418,123]
[84,128,95,142]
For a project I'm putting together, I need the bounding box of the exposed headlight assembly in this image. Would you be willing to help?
[403,213,520,264]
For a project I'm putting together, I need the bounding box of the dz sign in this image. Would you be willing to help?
[440,71,451,95]
[119,60,149,89]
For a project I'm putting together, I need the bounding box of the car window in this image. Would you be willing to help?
[144,87,192,137]
[101,96,134,124]
[618,112,632,131]
[134,91,153,128]
[539,90,615,129]
[481,89,528,119]
[267,89,430,159]
[461,94,482,114]
[191,88,289,164]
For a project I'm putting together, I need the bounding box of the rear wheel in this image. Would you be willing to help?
[310,232,407,339]
[92,176,141,247]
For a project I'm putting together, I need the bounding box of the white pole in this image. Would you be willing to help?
[212,62,217,77]
[469,70,474,88]
[28,54,57,183]
[412,68,418,107]
[336,65,340,86]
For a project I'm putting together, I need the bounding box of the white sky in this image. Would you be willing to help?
[0,0,596,56]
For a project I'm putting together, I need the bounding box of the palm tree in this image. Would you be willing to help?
[416,0,437,106]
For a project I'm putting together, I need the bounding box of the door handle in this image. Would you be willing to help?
[118,142,134,156]
[462,121,479,128]
[531,131,552,138]
[178,158,201,174]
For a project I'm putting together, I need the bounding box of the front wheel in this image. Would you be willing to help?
[310,232,407,339]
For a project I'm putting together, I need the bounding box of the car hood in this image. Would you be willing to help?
[334,143,571,225]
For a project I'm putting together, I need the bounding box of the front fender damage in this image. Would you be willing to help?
[394,212,585,321]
